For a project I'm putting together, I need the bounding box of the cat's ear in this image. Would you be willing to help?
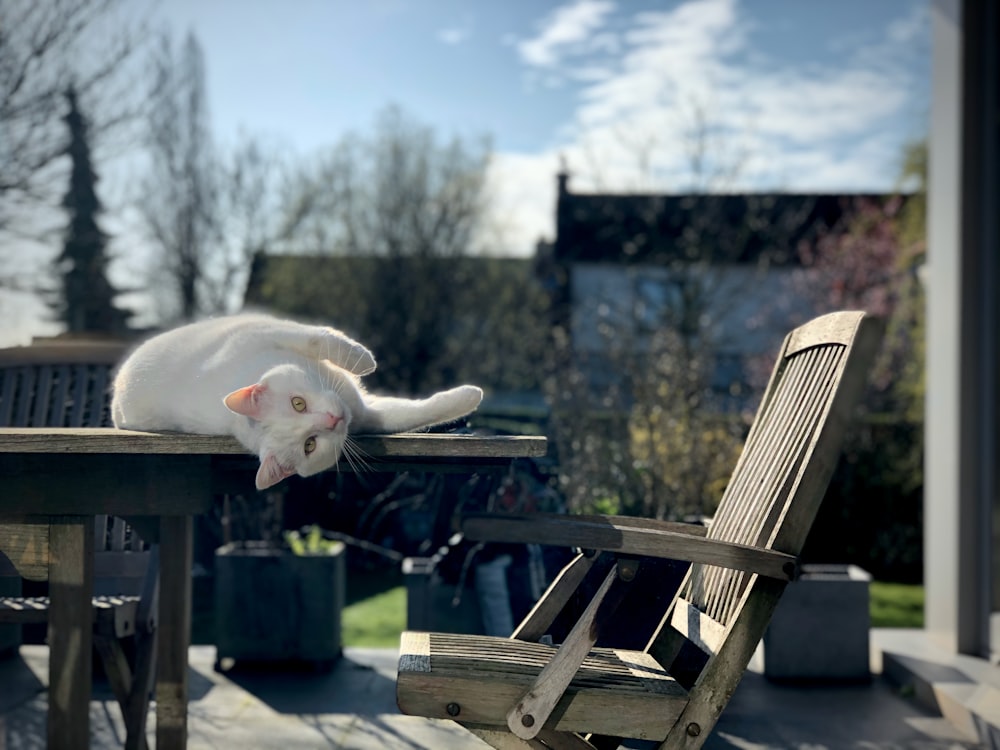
[224,384,267,419]
[256,452,295,490]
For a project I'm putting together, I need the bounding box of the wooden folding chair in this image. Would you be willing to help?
[397,311,881,749]
[0,340,158,750]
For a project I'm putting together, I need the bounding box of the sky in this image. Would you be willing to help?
[149,0,928,253]
[1,0,930,345]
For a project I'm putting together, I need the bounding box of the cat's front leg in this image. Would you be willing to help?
[354,385,483,433]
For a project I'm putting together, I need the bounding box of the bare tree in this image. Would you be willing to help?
[0,0,144,234]
[138,30,219,321]
[276,106,496,394]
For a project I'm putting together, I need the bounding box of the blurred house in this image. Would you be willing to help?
[540,171,905,404]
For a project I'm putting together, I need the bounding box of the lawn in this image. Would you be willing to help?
[338,577,927,647]
[342,584,407,647]
[869,581,924,628]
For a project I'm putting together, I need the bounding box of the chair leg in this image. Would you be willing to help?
[465,725,601,750]
[463,724,549,749]
[93,634,151,750]
[93,634,132,707]
[123,626,156,750]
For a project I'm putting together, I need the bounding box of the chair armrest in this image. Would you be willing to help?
[461,512,797,581]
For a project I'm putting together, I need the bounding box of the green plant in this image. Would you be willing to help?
[283,524,343,555]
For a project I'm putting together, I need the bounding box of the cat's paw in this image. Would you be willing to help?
[343,343,376,376]
[445,385,484,416]
[318,331,376,376]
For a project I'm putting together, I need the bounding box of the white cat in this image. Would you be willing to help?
[111,314,483,490]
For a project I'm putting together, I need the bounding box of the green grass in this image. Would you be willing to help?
[342,583,407,647]
[337,575,927,647]
[870,581,924,628]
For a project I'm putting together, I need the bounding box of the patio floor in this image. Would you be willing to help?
[0,631,984,749]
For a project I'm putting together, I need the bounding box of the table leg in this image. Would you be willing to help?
[156,515,192,750]
[48,521,94,750]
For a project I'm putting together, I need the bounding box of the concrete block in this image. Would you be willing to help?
[764,564,871,682]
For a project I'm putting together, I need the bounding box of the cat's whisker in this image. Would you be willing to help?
[341,436,372,474]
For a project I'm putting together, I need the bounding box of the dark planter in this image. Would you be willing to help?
[764,563,871,682]
[214,540,345,670]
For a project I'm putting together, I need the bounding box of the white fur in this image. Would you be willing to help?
[111,314,483,489]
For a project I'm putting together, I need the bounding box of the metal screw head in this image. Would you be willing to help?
[521,714,535,728]
[617,559,639,582]
[686,722,701,737]
[446,702,461,717]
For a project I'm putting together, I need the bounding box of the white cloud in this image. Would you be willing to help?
[482,152,560,254]
[437,26,469,45]
[486,0,928,254]
[517,0,616,68]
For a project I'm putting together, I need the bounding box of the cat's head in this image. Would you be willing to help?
[223,364,353,490]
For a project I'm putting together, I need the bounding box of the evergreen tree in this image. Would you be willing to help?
[54,86,130,335]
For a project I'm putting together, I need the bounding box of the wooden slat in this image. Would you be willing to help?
[0,523,50,580]
[0,428,547,460]
[14,368,36,427]
[462,514,796,581]
[68,364,89,427]
[0,370,15,425]
[783,309,866,355]
[87,366,110,427]
[31,365,54,427]
[50,365,72,427]
[0,341,127,367]
[397,632,686,739]
[668,598,726,656]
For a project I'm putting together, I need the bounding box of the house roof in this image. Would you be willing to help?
[554,177,902,267]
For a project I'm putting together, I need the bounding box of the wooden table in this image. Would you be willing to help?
[0,427,546,749]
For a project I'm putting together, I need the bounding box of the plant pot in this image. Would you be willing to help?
[214,540,345,670]
[763,563,871,682]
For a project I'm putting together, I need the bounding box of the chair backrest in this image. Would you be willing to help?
[0,339,149,591]
[650,312,881,671]
[0,341,127,428]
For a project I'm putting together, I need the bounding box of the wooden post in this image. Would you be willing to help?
[156,515,192,750]
[47,521,93,750]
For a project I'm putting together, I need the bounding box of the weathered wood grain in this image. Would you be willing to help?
[157,515,192,750]
[0,427,547,460]
[462,513,796,581]
[0,454,213,519]
[669,598,727,656]
[0,523,49,580]
[396,632,686,738]
[47,520,94,749]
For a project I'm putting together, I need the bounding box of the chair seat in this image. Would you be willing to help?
[396,631,688,738]
[0,595,140,638]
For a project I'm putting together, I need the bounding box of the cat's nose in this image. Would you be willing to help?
[323,413,342,430]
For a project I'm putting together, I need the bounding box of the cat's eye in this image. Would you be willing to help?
[304,436,317,455]
[291,396,306,412]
